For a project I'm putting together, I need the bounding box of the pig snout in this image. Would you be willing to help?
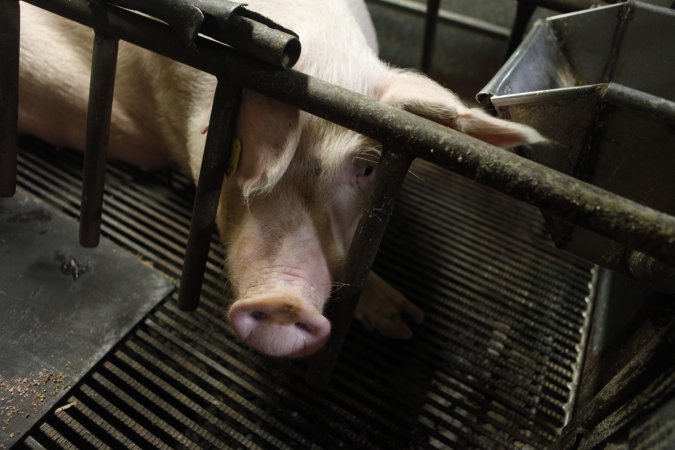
[228,294,330,358]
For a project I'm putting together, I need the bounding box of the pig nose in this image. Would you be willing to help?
[228,296,331,358]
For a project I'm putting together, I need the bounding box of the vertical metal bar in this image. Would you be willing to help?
[79,33,119,247]
[177,80,242,311]
[503,0,537,61]
[306,149,413,388]
[421,0,441,73]
[0,0,20,197]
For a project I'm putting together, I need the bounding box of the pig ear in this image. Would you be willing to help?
[378,71,544,148]
[235,91,303,198]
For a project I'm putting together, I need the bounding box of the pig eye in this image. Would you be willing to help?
[353,149,380,188]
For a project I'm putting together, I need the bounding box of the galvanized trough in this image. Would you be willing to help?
[479,1,675,289]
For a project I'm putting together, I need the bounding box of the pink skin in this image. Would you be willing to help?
[19,1,545,359]
[225,209,334,358]
[220,139,378,358]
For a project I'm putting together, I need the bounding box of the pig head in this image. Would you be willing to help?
[18,1,543,359]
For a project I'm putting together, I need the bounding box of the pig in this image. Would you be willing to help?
[18,0,543,358]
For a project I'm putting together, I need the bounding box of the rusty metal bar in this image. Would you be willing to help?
[21,0,675,267]
[0,0,20,197]
[307,149,414,388]
[209,10,301,70]
[177,80,241,311]
[421,0,440,72]
[79,31,119,247]
[107,0,301,68]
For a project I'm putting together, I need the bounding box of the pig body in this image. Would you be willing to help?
[18,1,542,357]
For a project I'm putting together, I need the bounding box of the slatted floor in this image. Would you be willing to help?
[12,140,594,449]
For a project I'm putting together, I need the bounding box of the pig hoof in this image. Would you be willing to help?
[228,297,331,358]
[355,271,425,340]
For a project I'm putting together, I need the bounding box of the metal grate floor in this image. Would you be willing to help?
[12,140,594,449]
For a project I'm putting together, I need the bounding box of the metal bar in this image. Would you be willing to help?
[21,0,675,266]
[504,1,537,61]
[177,80,241,311]
[80,33,119,247]
[517,0,610,12]
[421,0,440,73]
[0,0,20,197]
[109,0,301,68]
[202,12,301,70]
[307,149,413,388]
[368,0,510,39]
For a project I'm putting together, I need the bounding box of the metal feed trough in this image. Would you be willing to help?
[1,0,675,429]
[479,1,675,290]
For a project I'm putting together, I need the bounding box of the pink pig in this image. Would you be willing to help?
[18,0,543,357]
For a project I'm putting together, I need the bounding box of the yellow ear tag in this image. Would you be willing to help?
[227,138,241,177]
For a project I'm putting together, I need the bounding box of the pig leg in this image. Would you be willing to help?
[354,271,424,339]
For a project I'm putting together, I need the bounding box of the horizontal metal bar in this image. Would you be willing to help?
[518,0,610,13]
[603,83,675,124]
[22,0,675,265]
[367,0,510,39]
[0,0,20,197]
[109,0,300,68]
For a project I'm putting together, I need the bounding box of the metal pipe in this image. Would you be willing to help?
[367,0,510,39]
[177,81,241,311]
[518,0,610,12]
[307,149,413,388]
[107,0,300,68]
[80,33,119,248]
[504,1,537,61]
[203,10,301,70]
[0,0,20,197]
[421,0,440,72]
[21,0,675,265]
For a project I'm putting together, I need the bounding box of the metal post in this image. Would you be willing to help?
[504,0,537,61]
[177,80,242,311]
[307,149,413,388]
[79,33,119,247]
[0,0,20,197]
[421,0,440,73]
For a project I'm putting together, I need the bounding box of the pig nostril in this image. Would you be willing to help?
[295,322,315,333]
[250,310,268,321]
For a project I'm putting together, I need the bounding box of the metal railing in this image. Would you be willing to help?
[2,0,675,386]
[369,0,615,72]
